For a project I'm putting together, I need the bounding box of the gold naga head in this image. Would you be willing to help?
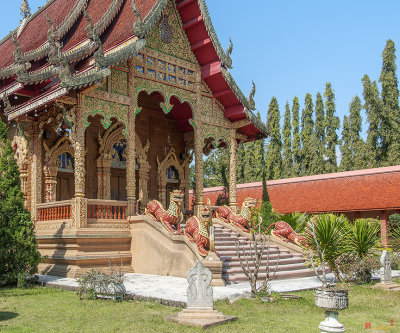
[170,189,184,203]
[200,199,213,228]
[243,197,258,208]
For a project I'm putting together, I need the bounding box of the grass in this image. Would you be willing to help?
[0,284,399,332]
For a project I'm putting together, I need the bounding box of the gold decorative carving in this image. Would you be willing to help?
[84,96,129,135]
[12,133,31,207]
[86,88,131,106]
[146,0,197,64]
[156,147,190,208]
[42,133,74,203]
[110,69,128,96]
[30,126,43,222]
[97,121,126,200]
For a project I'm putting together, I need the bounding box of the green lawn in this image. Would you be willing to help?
[0,284,399,332]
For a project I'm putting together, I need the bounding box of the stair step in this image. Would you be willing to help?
[222,257,305,267]
[222,268,316,283]
[219,253,293,262]
[216,249,283,257]
[223,263,307,274]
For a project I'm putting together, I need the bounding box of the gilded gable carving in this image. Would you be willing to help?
[146,0,197,64]
[84,96,128,134]
[110,69,128,96]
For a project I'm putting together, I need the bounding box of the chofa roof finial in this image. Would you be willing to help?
[132,0,145,38]
[20,0,31,19]
[249,80,256,111]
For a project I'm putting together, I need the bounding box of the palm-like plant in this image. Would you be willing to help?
[345,219,380,256]
[390,227,400,252]
[277,212,308,233]
[303,214,348,282]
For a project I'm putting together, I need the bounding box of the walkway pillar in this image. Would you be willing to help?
[72,94,87,228]
[194,71,203,216]
[31,126,43,222]
[229,128,238,212]
[380,210,389,248]
[126,59,136,216]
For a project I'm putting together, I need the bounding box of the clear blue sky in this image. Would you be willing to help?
[1,0,400,137]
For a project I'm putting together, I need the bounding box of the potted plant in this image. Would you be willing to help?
[304,215,348,333]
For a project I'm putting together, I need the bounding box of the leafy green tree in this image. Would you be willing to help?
[203,148,229,188]
[362,75,382,168]
[339,115,352,171]
[314,92,326,174]
[379,39,400,165]
[292,97,301,176]
[348,96,366,169]
[0,119,40,286]
[282,101,293,178]
[324,83,340,173]
[265,97,282,180]
[300,93,315,176]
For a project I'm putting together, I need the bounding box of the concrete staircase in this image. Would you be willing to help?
[213,222,316,284]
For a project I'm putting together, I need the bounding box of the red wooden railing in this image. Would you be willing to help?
[37,200,72,221]
[87,199,128,220]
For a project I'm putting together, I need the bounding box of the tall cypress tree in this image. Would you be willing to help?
[379,39,400,165]
[339,115,352,171]
[362,75,382,168]
[0,119,40,285]
[314,92,326,174]
[265,97,282,180]
[324,83,340,173]
[300,93,315,176]
[348,96,366,170]
[292,96,301,176]
[282,101,293,178]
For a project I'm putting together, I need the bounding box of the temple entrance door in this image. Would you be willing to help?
[56,172,74,201]
[56,152,75,201]
[110,168,127,201]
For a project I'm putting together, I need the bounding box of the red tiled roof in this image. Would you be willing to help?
[267,166,400,214]
[63,0,115,51]
[0,0,77,68]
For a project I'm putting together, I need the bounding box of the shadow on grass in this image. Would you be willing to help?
[0,312,18,321]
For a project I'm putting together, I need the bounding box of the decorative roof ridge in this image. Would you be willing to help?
[18,64,59,84]
[95,0,124,36]
[219,66,267,135]
[196,0,232,69]
[135,0,169,38]
[23,0,88,62]
[59,64,111,89]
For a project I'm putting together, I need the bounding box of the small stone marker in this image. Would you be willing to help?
[380,250,392,284]
[372,250,400,291]
[165,261,237,328]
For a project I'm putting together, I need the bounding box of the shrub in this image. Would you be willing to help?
[78,265,125,301]
[302,214,348,282]
[0,119,40,286]
[345,218,380,256]
[277,212,308,233]
[335,253,380,284]
[389,213,400,230]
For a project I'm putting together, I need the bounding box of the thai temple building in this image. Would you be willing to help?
[1,0,316,284]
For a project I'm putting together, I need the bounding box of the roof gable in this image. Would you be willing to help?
[146,0,197,64]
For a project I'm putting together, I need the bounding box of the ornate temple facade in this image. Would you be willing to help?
[0,0,267,279]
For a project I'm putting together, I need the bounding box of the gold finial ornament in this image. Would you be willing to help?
[20,0,31,19]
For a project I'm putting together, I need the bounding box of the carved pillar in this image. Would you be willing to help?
[229,128,238,212]
[43,165,58,202]
[30,128,43,222]
[194,72,204,216]
[138,162,150,210]
[96,158,111,199]
[71,95,87,228]
[127,59,137,216]
[19,166,29,209]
